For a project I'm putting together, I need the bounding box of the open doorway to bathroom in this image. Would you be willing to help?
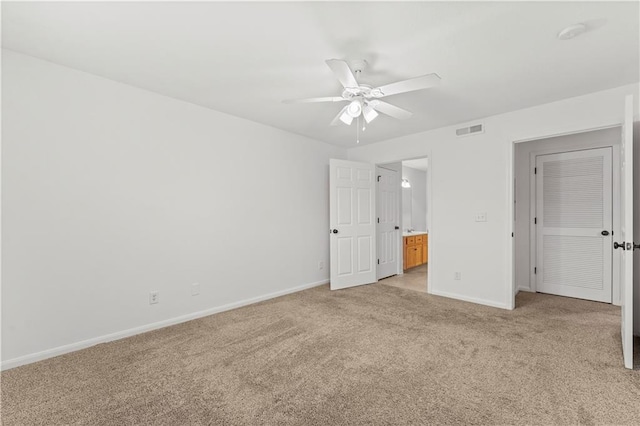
[376,157,429,293]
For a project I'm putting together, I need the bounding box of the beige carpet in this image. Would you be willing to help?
[2,284,639,425]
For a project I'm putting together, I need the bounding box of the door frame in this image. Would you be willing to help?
[376,154,432,293]
[508,124,624,309]
[529,146,620,304]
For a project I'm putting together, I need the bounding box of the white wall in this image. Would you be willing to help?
[514,127,621,299]
[1,50,346,368]
[348,82,639,311]
[402,166,427,232]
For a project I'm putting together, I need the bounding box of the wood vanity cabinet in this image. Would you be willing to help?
[403,234,428,270]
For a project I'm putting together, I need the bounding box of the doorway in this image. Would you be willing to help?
[376,157,429,293]
[327,152,433,296]
[513,127,621,303]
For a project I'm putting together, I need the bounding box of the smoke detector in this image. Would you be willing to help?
[557,23,588,40]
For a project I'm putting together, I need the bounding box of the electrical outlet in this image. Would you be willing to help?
[454,272,462,280]
[191,282,200,296]
[318,261,324,270]
[475,212,487,222]
[149,291,159,305]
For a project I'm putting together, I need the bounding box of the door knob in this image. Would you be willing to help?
[614,241,625,250]
[601,230,610,236]
[332,229,338,234]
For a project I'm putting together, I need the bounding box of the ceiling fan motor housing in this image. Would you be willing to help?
[342,85,383,100]
[350,59,368,75]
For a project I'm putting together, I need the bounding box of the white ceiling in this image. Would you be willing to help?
[403,158,429,172]
[2,2,638,147]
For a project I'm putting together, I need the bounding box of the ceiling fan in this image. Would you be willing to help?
[284,59,441,127]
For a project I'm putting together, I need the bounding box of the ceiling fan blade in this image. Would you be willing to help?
[369,100,413,120]
[283,96,345,104]
[330,106,350,126]
[374,73,441,97]
[325,59,359,89]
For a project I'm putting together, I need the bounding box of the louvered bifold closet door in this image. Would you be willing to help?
[536,148,613,303]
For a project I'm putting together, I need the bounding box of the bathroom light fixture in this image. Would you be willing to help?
[402,178,411,188]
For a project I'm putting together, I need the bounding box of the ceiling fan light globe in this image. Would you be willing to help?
[346,100,363,118]
[339,111,354,125]
[363,105,379,123]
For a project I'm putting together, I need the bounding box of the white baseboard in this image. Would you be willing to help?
[1,279,329,371]
[518,286,534,293]
[429,289,511,310]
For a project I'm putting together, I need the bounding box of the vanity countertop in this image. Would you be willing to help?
[403,231,428,237]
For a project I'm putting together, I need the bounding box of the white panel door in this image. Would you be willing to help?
[376,167,399,280]
[619,94,634,369]
[330,159,376,290]
[536,148,613,302]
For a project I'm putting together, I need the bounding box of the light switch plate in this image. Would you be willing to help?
[475,212,487,222]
